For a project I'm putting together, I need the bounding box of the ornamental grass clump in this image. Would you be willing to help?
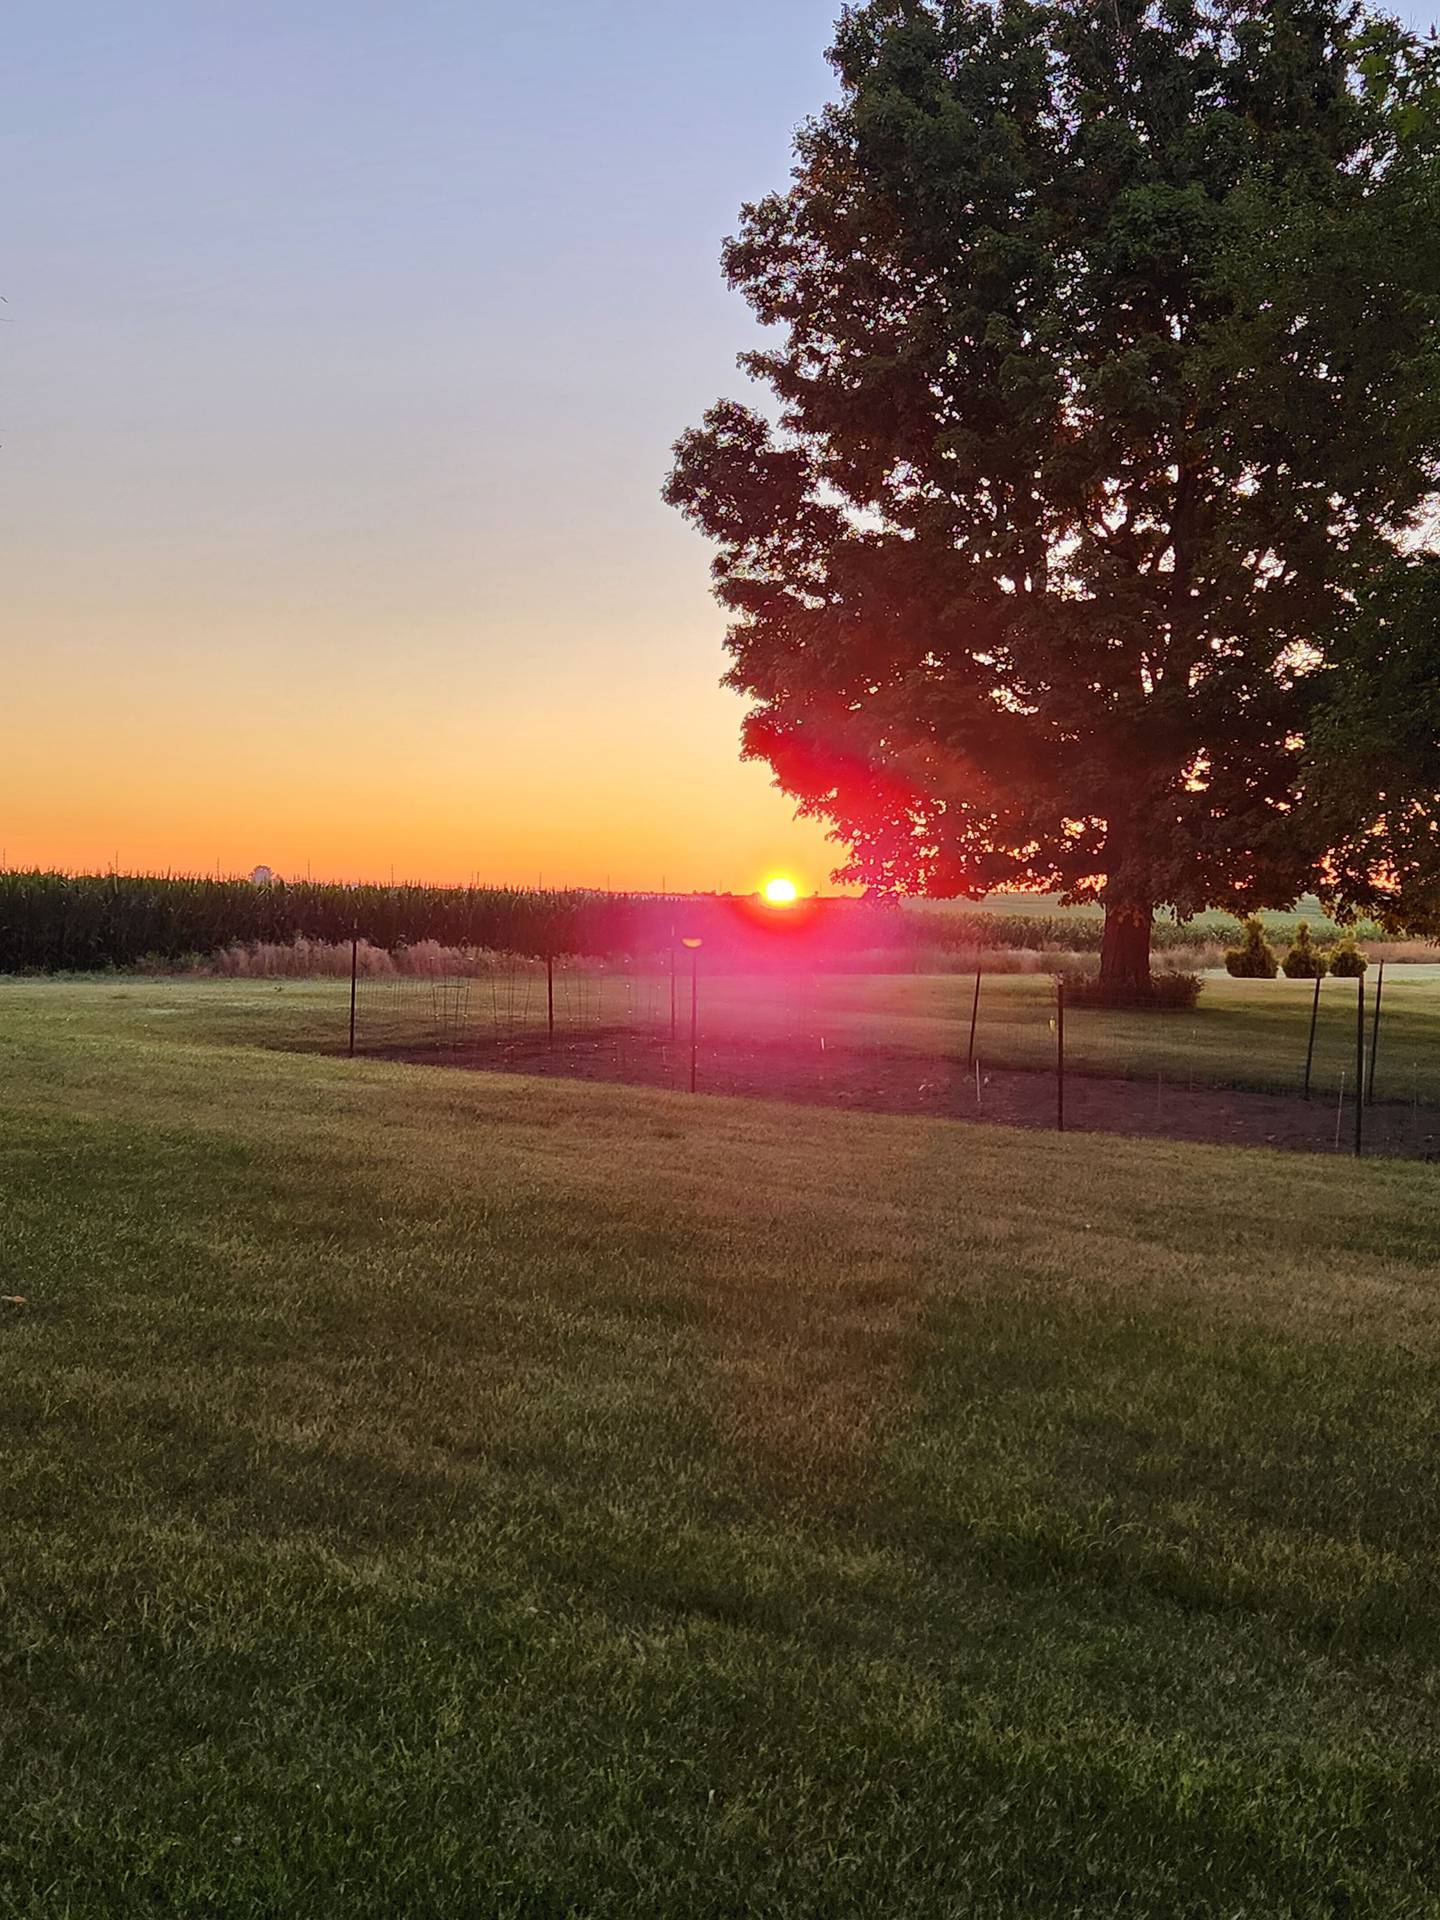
[1059,968,1203,1011]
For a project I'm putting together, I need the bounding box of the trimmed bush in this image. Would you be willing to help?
[1281,922,1328,980]
[1328,938,1369,977]
[1059,969,1203,1011]
[1224,917,1278,978]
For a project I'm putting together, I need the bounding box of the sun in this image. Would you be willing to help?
[762,875,799,907]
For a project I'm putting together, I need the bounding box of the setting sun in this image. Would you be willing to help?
[762,875,800,906]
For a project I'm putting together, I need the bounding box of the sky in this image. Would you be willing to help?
[5,2,1438,891]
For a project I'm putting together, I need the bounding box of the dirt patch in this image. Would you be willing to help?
[374,1028,1440,1162]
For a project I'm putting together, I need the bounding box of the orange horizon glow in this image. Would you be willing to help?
[0,852,840,897]
[0,640,845,894]
[3,5,857,902]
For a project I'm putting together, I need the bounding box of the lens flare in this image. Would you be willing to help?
[762,875,799,906]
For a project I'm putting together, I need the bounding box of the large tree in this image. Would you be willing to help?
[666,0,1440,990]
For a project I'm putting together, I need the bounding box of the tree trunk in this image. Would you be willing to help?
[1099,901,1153,993]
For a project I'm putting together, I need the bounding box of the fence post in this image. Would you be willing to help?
[1367,959,1384,1104]
[968,965,982,1070]
[1056,975,1065,1134]
[1303,974,1321,1101]
[689,945,699,1094]
[670,934,677,1045]
[1354,975,1365,1159]
[546,952,555,1048]
[348,929,358,1058]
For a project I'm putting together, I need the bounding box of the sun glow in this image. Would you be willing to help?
[762,875,800,906]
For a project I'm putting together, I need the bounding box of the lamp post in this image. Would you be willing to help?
[682,938,702,1092]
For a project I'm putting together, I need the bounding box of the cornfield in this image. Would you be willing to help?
[0,868,1268,975]
[0,873,638,972]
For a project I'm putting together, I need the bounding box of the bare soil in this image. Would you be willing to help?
[377,1027,1440,1162]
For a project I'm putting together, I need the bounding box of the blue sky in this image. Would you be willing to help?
[3,2,1436,886]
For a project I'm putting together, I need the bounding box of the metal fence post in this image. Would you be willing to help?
[1367,959,1384,1104]
[1303,974,1320,1101]
[1056,976,1065,1134]
[348,929,358,1058]
[1354,975,1365,1159]
[968,966,982,1070]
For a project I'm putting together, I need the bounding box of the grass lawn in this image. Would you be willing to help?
[4,982,1440,1914]
[688,969,1439,1104]
[923,890,1374,943]
[45,966,1440,1106]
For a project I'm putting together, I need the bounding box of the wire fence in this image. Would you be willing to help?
[342,952,1440,1161]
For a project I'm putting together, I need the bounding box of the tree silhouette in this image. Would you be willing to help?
[667,0,1440,991]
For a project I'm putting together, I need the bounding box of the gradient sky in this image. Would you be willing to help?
[6,2,1438,889]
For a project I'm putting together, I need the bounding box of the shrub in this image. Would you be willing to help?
[1224,917,1278,978]
[1328,937,1369,977]
[1280,922,1328,979]
[1059,968,1203,1011]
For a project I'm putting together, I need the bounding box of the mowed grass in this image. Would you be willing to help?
[4,982,1440,1914]
[935,890,1369,942]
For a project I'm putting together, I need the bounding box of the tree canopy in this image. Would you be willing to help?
[665,0,1440,986]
